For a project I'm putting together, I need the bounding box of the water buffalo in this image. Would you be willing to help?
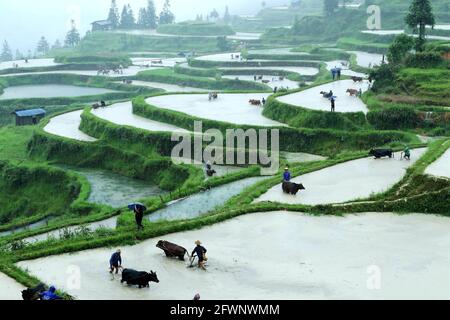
[156,240,189,260]
[22,283,46,301]
[346,89,359,96]
[249,99,262,106]
[206,169,217,177]
[320,91,333,99]
[369,149,394,159]
[351,76,364,83]
[121,269,159,289]
[282,181,306,195]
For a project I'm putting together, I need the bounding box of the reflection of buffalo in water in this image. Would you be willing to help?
[369,149,394,159]
[121,269,159,289]
[282,182,306,195]
[22,283,46,301]
[156,240,189,260]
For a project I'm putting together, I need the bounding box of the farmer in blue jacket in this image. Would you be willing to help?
[109,249,122,274]
[283,167,292,182]
[40,286,62,300]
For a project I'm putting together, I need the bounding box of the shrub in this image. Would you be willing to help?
[367,106,420,130]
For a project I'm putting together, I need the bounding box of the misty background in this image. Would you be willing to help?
[0,0,288,54]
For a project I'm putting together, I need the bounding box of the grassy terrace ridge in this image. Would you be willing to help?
[134,68,271,92]
[189,58,322,69]
[156,22,235,36]
[0,160,88,229]
[132,94,419,156]
[76,31,219,54]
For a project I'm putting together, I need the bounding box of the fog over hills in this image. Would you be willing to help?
[0,0,288,54]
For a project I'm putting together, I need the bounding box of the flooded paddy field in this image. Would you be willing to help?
[276,79,370,113]
[18,210,450,300]
[57,165,166,208]
[44,110,97,142]
[145,93,284,126]
[256,149,427,205]
[0,85,118,100]
[91,101,188,133]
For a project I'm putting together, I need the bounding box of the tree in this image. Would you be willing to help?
[223,6,231,24]
[64,20,81,47]
[52,39,62,50]
[292,15,301,34]
[1,41,13,62]
[145,0,158,29]
[36,36,50,56]
[15,49,23,60]
[323,0,338,17]
[387,34,415,65]
[159,0,175,25]
[210,9,220,22]
[405,0,435,51]
[120,4,136,29]
[217,36,230,51]
[137,8,148,28]
[107,0,120,28]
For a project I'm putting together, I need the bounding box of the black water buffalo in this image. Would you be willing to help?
[206,169,217,177]
[156,240,189,260]
[369,149,394,159]
[121,269,159,289]
[282,181,306,195]
[22,283,46,301]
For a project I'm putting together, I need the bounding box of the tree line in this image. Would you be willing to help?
[106,0,175,30]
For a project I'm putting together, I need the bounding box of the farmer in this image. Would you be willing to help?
[330,97,336,112]
[274,86,278,94]
[331,68,337,80]
[192,241,208,271]
[193,293,201,300]
[134,205,145,230]
[40,286,62,301]
[262,97,266,105]
[358,88,363,97]
[337,68,342,80]
[109,249,122,274]
[283,167,291,182]
[402,146,411,160]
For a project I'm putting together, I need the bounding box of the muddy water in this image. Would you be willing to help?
[277,79,370,113]
[0,218,52,238]
[0,273,25,300]
[425,143,450,179]
[348,51,385,68]
[44,110,97,142]
[256,149,427,205]
[0,85,118,100]
[222,75,299,90]
[18,211,450,300]
[145,93,284,126]
[147,176,268,222]
[120,80,209,92]
[0,58,60,70]
[91,101,188,133]
[57,165,166,208]
[219,66,319,76]
[23,216,119,244]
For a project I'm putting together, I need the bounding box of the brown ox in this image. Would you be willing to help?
[347,89,359,96]
[156,240,189,260]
